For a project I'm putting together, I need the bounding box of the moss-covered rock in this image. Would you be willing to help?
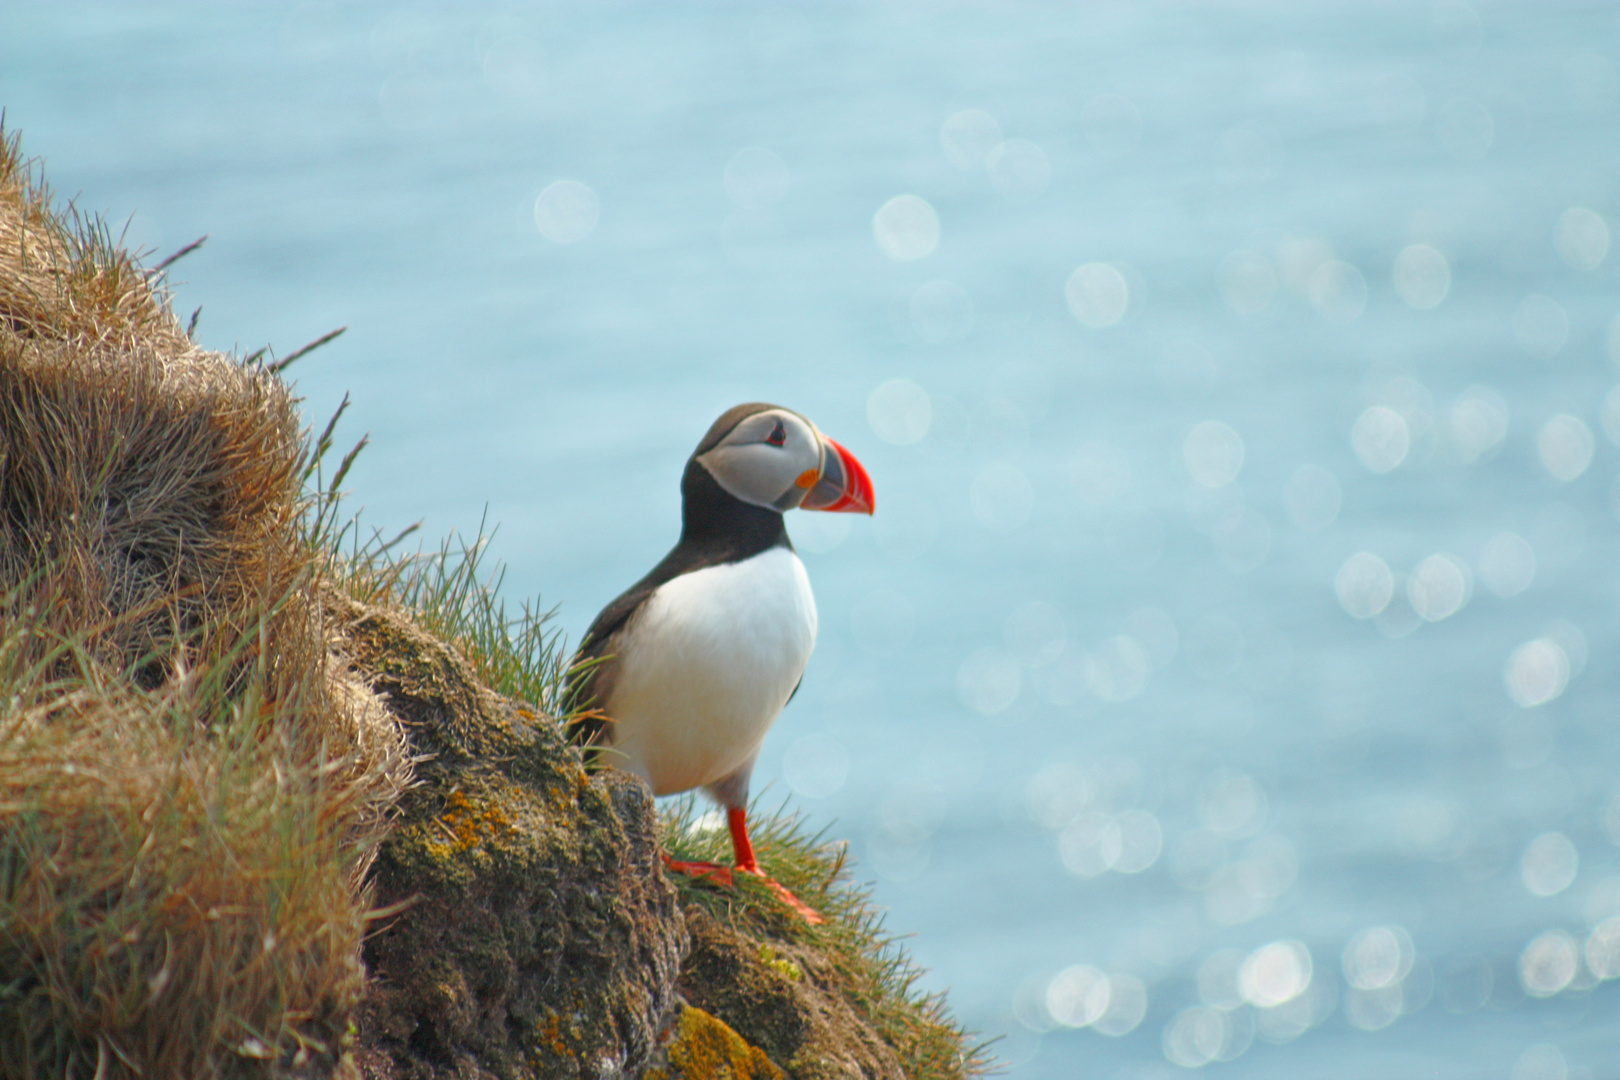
[339,599,685,1079]
[677,909,904,1080]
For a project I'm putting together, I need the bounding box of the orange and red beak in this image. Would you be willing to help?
[800,435,875,514]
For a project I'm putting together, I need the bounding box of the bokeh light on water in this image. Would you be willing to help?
[9,1,1620,1075]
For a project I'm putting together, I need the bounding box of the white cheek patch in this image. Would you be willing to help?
[698,440,819,510]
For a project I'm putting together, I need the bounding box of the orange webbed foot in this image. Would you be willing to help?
[736,867,825,925]
[662,853,734,886]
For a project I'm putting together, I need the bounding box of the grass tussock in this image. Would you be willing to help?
[0,621,380,1077]
[325,507,573,716]
[0,130,189,356]
[0,124,408,1077]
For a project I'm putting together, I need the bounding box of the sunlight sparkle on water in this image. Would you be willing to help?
[1343,981,1404,1032]
[1521,832,1579,898]
[1047,965,1109,1028]
[957,647,1020,716]
[872,194,939,260]
[1059,813,1122,876]
[939,109,1003,171]
[1241,940,1313,1008]
[1584,917,1620,979]
[1505,638,1571,708]
[1512,1044,1571,1080]
[1538,414,1594,482]
[1163,1006,1230,1068]
[534,180,599,243]
[1198,771,1267,837]
[1352,405,1410,473]
[1515,295,1570,360]
[1520,931,1580,997]
[1480,532,1536,598]
[866,378,931,446]
[1308,260,1366,324]
[1337,552,1395,619]
[1343,926,1415,991]
[1601,386,1620,447]
[1086,635,1151,702]
[988,139,1051,199]
[1393,244,1451,309]
[1066,263,1130,328]
[1407,553,1471,621]
[1184,421,1245,488]
[1555,207,1609,271]
[1093,975,1148,1036]
[1451,385,1509,462]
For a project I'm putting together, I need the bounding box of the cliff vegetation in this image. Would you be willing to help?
[0,125,988,1080]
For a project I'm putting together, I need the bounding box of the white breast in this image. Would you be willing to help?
[603,547,817,797]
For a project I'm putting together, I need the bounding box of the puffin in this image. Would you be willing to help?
[568,403,874,923]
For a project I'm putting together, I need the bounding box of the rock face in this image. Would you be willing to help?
[340,599,686,1079]
[678,911,904,1080]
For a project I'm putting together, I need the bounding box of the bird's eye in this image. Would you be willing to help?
[766,420,787,447]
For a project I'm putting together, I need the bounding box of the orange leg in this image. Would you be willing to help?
[661,808,825,925]
[727,806,824,925]
[727,805,761,873]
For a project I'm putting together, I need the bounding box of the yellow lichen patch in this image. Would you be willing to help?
[435,787,520,853]
[539,1011,570,1058]
[756,944,803,983]
[664,1006,784,1080]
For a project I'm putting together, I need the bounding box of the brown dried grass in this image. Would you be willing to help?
[0,125,410,1077]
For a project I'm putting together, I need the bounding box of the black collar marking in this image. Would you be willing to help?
[568,423,793,746]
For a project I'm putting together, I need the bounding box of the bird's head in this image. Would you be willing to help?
[691,403,874,516]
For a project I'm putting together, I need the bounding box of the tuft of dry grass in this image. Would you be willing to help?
[0,124,409,1078]
[0,613,382,1078]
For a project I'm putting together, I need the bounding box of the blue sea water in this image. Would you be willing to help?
[5,3,1620,1076]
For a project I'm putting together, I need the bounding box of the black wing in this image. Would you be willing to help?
[564,541,719,750]
[566,458,792,751]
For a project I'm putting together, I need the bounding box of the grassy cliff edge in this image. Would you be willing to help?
[0,126,987,1080]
